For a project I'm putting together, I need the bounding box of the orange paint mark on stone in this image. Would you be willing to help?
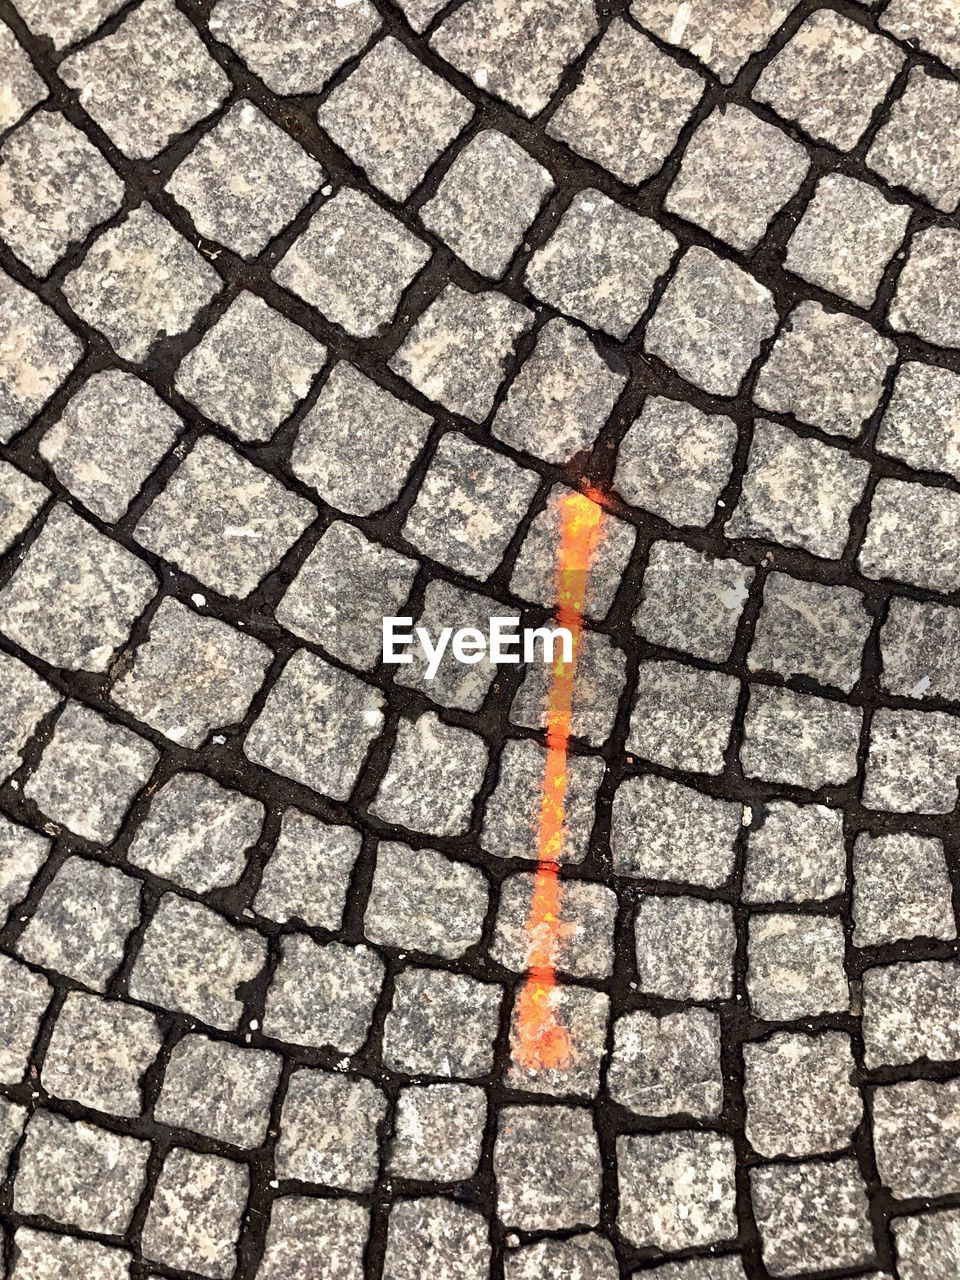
[513,489,604,1072]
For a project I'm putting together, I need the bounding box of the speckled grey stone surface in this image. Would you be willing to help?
[0,460,46,554]
[747,913,849,1020]
[0,271,82,443]
[7,1228,132,1279]
[635,540,753,662]
[895,1211,960,1280]
[744,1031,861,1156]
[263,934,383,1052]
[393,578,503,710]
[631,0,800,83]
[155,1035,280,1148]
[254,809,360,929]
[750,1159,874,1275]
[611,773,741,887]
[863,960,960,1067]
[881,0,960,71]
[742,685,861,789]
[743,800,846,904]
[890,226,960,348]
[505,1232,619,1280]
[506,982,608,1097]
[864,707,960,814]
[491,872,616,978]
[388,1083,486,1180]
[141,1147,248,1277]
[868,68,960,213]
[616,1130,737,1250]
[382,966,502,1077]
[0,955,50,1084]
[874,1077,960,1199]
[635,895,735,1001]
[511,627,626,746]
[0,24,46,130]
[364,840,487,959]
[494,1105,601,1229]
[860,477,960,592]
[628,659,739,774]
[877,360,960,483]
[383,1198,489,1280]
[258,1197,368,1280]
[0,813,49,926]
[0,650,59,783]
[880,596,960,700]
[853,832,955,946]
[373,712,488,837]
[608,1008,723,1118]
[275,1068,385,1189]
[748,572,870,692]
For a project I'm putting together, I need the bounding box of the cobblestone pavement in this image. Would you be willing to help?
[1,0,960,1276]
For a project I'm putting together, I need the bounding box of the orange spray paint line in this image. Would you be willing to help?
[513,489,605,1072]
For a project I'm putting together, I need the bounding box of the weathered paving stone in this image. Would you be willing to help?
[129,893,266,1030]
[276,521,417,669]
[727,420,869,559]
[890,226,960,350]
[750,1159,874,1275]
[862,960,960,1067]
[142,1147,248,1278]
[6,1229,132,1280]
[319,37,472,201]
[608,1008,723,1118]
[785,174,910,308]
[507,983,609,1097]
[752,10,903,150]
[495,1105,601,1229]
[0,111,123,277]
[155,1035,280,1148]
[874,1077,960,1199]
[0,23,46,130]
[666,105,808,251]
[0,460,46,554]
[617,1131,737,1250]
[868,69,960,214]
[24,704,158,842]
[175,292,326,442]
[863,708,960,814]
[275,1069,385,1189]
[505,1232,619,1280]
[627,660,739,775]
[259,1197,368,1280]
[630,0,799,84]
[744,1031,861,1157]
[881,0,960,74]
[394,0,447,32]
[511,628,627,747]
[880,597,960,700]
[421,130,552,278]
[633,1260,747,1280]
[743,801,846,904]
[525,189,677,340]
[388,1083,486,1180]
[877,361,960,484]
[645,247,778,396]
[547,19,704,185]
[393,579,503,711]
[611,773,741,888]
[41,992,161,1117]
[58,0,230,159]
[291,361,432,516]
[754,302,897,438]
[383,1198,489,1280]
[491,872,617,979]
[0,271,82,443]
[492,318,625,464]
[0,955,51,1084]
[372,712,488,837]
[13,0,127,47]
[747,913,849,1021]
[431,0,599,117]
[615,396,738,527]
[0,814,49,927]
[635,895,735,1001]
[63,205,221,363]
[483,738,602,863]
[0,651,59,783]
[14,1111,150,1235]
[634,540,753,662]
[895,1210,960,1280]
[263,934,383,1052]
[748,574,870,693]
[364,841,488,960]
[254,809,361,929]
[383,967,502,1077]
[853,833,954,947]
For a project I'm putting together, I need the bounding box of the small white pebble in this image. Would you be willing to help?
[191,592,206,607]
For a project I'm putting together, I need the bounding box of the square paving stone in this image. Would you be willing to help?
[14,0,127,46]
[880,597,960,701]
[276,521,417,669]
[742,686,861,789]
[167,100,322,257]
[645,247,778,396]
[863,960,960,1067]
[748,573,870,693]
[889,226,960,348]
[492,318,625,465]
[275,1069,385,1190]
[112,596,272,748]
[0,814,49,927]
[895,1210,960,1280]
[388,1083,486,1180]
[750,1159,874,1276]
[209,0,379,94]
[0,271,81,444]
[628,660,739,775]
[142,1147,248,1279]
[617,1131,737,1250]
[747,913,848,1021]
[175,292,326,442]
[785,174,910,308]
[263,934,383,1052]
[0,461,46,555]
[547,20,704,185]
[525,189,677,340]
[881,0,960,74]
[630,0,799,83]
[629,1260,747,1280]
[744,1031,861,1158]
[615,396,737,527]
[505,1233,618,1280]
[383,966,502,1077]
[853,832,954,947]
[290,361,431,516]
[0,651,59,783]
[14,1111,149,1235]
[129,893,266,1030]
[495,1105,600,1229]
[863,707,960,814]
[727,420,869,559]
[276,187,429,338]
[372,712,488,837]
[754,302,896,438]
[319,37,472,200]
[393,578,504,711]
[245,650,385,801]
[430,0,598,117]
[874,1077,960,1200]
[752,10,903,151]
[0,111,123,277]
[612,774,741,888]
[135,435,315,598]
[635,540,753,662]
[635,895,735,1001]
[155,1034,280,1148]
[0,955,50,1084]
[511,628,627,747]
[421,130,552,278]
[0,503,158,672]
[254,808,361,930]
[867,68,960,213]
[364,841,488,960]
[7,1230,131,1280]
[258,1197,368,1280]
[0,24,46,130]
[878,361,960,484]
[39,371,182,523]
[59,0,229,159]
[743,801,846,904]
[41,992,161,1118]
[665,105,807,251]
[62,205,221,363]
[507,983,609,1098]
[126,772,263,894]
[383,1198,489,1280]
[608,1008,723,1119]
[390,287,533,423]
[491,872,617,979]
